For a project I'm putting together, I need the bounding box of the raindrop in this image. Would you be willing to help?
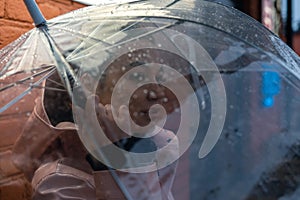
[163,97,168,103]
[121,66,126,71]
[128,53,132,58]
[143,89,148,94]
[157,43,162,48]
[26,112,31,117]
[132,94,138,99]
[149,91,157,99]
[15,107,19,111]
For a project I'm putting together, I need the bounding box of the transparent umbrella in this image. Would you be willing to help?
[1,0,300,199]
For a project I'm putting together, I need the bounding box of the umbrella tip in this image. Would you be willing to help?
[23,0,47,27]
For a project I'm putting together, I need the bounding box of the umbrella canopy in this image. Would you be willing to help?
[1,0,300,199]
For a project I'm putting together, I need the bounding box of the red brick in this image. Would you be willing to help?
[0,0,4,17]
[0,1,85,49]
[0,117,29,149]
[38,2,61,21]
[36,0,47,3]
[39,1,83,20]
[58,3,82,15]
[5,1,32,23]
[53,0,72,5]
[0,19,32,48]
[0,18,33,30]
[0,151,20,178]
[0,176,32,200]
[72,1,86,9]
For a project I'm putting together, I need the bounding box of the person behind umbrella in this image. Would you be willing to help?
[11,41,205,199]
[75,48,185,199]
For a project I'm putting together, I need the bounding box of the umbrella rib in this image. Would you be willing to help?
[70,21,178,62]
[44,77,65,88]
[112,21,179,48]
[6,82,67,92]
[66,18,178,62]
[0,68,56,113]
[38,85,66,92]
[41,28,76,99]
[63,10,181,199]
[0,66,55,92]
[40,29,136,200]
[0,32,32,77]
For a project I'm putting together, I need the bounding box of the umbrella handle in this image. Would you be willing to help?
[23,0,46,27]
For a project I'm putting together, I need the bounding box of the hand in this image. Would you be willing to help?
[95,100,131,143]
[73,95,130,148]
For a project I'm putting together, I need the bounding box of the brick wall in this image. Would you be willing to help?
[0,1,85,199]
[0,0,85,48]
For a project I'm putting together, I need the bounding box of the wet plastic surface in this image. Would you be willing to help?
[1,0,300,199]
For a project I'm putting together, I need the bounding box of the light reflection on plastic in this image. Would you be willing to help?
[261,65,281,108]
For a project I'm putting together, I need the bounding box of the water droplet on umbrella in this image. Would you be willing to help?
[149,91,157,99]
